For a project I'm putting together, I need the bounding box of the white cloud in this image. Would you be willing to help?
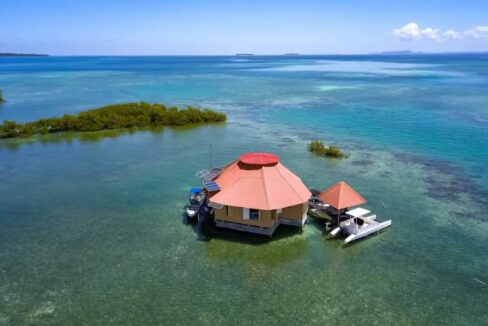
[393,23,488,42]
[464,25,488,39]
[393,22,440,41]
[393,22,422,40]
[443,30,463,40]
[420,28,440,40]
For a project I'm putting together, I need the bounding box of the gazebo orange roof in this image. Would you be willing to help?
[317,181,367,210]
[209,153,311,210]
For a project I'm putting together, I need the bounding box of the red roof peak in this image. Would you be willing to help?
[211,153,310,210]
[318,181,367,210]
[239,152,280,165]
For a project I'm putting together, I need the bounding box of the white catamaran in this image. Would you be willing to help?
[329,207,392,243]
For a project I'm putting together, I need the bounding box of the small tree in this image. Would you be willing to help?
[308,140,346,159]
[0,89,4,104]
[308,140,326,155]
[325,146,345,158]
[0,120,21,138]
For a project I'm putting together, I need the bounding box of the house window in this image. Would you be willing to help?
[249,209,260,221]
[277,208,282,215]
[226,206,229,216]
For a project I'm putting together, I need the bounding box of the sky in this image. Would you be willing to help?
[1,0,487,55]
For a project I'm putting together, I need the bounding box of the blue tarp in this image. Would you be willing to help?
[190,187,202,194]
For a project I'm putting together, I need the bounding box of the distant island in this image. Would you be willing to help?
[371,50,417,55]
[370,50,488,55]
[0,53,49,57]
[0,102,226,139]
[284,53,300,56]
[235,53,254,56]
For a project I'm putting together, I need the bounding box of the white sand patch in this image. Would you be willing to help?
[29,301,55,320]
[317,85,359,92]
[257,60,463,77]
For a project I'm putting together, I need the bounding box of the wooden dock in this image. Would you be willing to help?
[308,205,333,221]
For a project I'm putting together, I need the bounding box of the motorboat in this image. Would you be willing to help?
[186,187,205,218]
[329,207,391,243]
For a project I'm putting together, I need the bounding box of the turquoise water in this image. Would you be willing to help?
[0,55,487,325]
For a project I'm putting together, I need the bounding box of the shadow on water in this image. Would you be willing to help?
[340,229,391,248]
[0,123,225,151]
[180,208,309,269]
[306,215,330,235]
[185,214,304,245]
[181,211,212,241]
[0,127,164,150]
[205,227,308,270]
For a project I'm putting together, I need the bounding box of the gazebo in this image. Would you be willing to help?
[205,152,312,236]
[317,181,367,224]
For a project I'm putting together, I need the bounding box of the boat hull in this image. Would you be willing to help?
[186,208,198,218]
[344,220,391,243]
[329,227,341,236]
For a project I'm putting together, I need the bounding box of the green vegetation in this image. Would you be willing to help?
[308,140,326,155]
[324,146,345,158]
[308,140,346,159]
[0,102,227,139]
[0,89,4,104]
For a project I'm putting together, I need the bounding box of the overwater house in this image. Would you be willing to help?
[198,152,311,236]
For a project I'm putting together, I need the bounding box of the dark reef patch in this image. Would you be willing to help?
[351,159,374,167]
[394,152,488,214]
[379,171,394,178]
[281,137,296,144]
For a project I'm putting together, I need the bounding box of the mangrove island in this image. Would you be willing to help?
[308,140,346,158]
[0,90,4,104]
[0,102,227,139]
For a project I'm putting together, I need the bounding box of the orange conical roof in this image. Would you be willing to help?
[317,181,367,210]
[209,153,311,210]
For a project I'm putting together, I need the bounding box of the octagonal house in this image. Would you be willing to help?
[205,152,311,237]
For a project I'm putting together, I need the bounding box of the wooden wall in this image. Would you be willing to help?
[280,203,308,220]
[214,202,307,228]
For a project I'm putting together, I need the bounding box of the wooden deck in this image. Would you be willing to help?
[308,208,332,220]
[308,202,334,221]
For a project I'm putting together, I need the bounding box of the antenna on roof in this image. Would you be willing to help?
[209,143,213,169]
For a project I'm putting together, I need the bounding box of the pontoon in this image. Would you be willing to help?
[329,207,391,243]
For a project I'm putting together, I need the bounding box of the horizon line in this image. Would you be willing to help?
[2,50,488,57]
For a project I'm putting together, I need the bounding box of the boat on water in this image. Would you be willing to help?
[314,181,392,243]
[329,207,392,243]
[186,187,205,218]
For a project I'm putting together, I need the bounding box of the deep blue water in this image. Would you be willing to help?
[0,55,487,324]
